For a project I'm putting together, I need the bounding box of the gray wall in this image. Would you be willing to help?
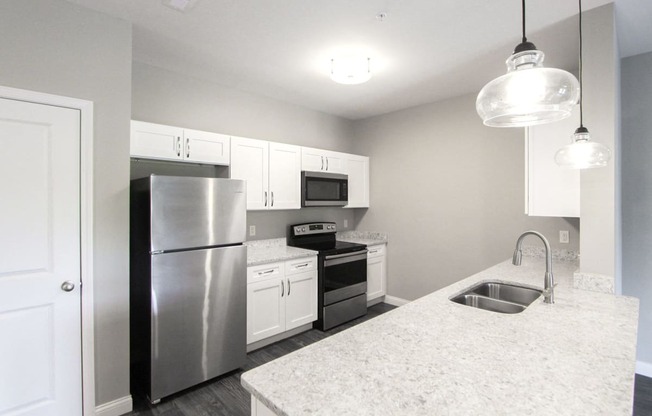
[132,62,357,240]
[579,4,619,282]
[0,0,132,407]
[622,51,652,368]
[351,93,579,301]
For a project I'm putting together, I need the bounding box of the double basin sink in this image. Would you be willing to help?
[450,281,542,314]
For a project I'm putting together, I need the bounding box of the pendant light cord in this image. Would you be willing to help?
[521,0,527,43]
[578,0,584,128]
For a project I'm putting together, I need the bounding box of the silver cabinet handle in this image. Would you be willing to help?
[61,281,75,292]
[287,279,291,296]
[281,280,285,297]
[186,138,190,158]
[264,191,268,207]
[271,191,274,207]
[258,269,275,276]
[321,156,324,170]
[176,137,181,157]
[295,263,308,268]
[326,157,329,171]
[369,250,378,254]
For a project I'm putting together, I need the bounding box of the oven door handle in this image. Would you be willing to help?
[324,250,368,267]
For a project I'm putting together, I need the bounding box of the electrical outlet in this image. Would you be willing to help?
[344,219,348,228]
[559,230,569,244]
[249,225,256,236]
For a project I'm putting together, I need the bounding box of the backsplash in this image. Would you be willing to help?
[246,207,357,241]
[520,245,579,262]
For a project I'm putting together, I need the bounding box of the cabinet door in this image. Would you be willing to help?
[322,151,345,174]
[285,271,317,331]
[183,128,230,165]
[526,109,580,217]
[268,142,301,210]
[130,120,182,161]
[301,147,327,171]
[344,154,369,208]
[231,136,269,210]
[247,278,285,344]
[367,245,386,302]
[301,147,346,174]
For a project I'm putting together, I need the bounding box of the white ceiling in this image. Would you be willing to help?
[66,0,652,120]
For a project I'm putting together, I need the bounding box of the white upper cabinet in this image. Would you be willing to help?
[301,147,346,174]
[230,136,269,210]
[130,120,230,165]
[183,128,230,165]
[343,154,369,208]
[131,121,183,161]
[268,142,301,210]
[231,136,301,210]
[525,108,580,217]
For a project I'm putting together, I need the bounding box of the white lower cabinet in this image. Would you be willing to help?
[366,244,386,303]
[247,257,317,345]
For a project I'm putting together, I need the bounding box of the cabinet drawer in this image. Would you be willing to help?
[247,262,284,283]
[366,244,385,259]
[285,256,317,275]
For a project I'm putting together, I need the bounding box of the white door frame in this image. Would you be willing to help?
[0,85,95,416]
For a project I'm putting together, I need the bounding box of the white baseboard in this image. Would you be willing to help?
[384,295,410,307]
[636,360,652,378]
[95,395,133,416]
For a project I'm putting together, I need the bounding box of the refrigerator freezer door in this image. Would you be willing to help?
[149,245,247,401]
[150,176,246,252]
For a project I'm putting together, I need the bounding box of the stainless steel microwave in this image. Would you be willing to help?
[301,171,348,207]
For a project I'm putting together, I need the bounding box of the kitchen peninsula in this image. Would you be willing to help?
[241,255,639,415]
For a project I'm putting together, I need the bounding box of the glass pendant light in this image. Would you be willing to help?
[476,0,580,127]
[555,0,611,169]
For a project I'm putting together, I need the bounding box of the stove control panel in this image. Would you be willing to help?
[291,222,336,236]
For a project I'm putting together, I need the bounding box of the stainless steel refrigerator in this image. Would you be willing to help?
[130,175,247,403]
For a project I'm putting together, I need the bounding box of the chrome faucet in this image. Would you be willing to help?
[512,231,554,304]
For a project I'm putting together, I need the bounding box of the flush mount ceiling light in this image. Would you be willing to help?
[476,0,580,127]
[555,0,611,169]
[330,56,372,85]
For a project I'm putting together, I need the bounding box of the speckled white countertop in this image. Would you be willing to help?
[241,256,639,415]
[337,230,388,246]
[245,238,317,266]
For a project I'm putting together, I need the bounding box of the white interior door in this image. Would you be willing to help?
[0,98,82,416]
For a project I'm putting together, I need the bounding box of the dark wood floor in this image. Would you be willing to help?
[128,303,652,416]
[635,374,652,416]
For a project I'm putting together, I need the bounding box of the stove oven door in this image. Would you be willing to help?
[322,250,367,305]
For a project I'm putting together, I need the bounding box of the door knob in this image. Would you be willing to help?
[61,281,75,292]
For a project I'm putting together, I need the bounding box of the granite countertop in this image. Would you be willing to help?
[245,238,317,266]
[337,230,388,246]
[241,256,639,415]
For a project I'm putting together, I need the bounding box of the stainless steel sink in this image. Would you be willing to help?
[450,281,542,314]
